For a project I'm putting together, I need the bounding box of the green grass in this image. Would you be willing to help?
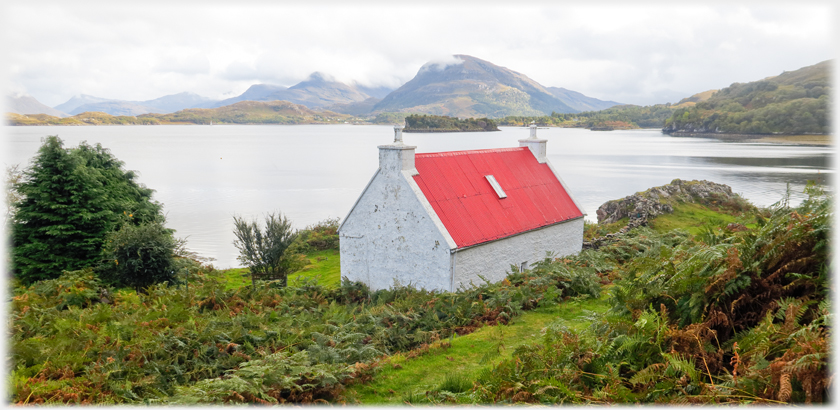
[219,249,341,290]
[584,218,628,240]
[219,268,251,290]
[344,295,610,405]
[290,249,341,288]
[649,202,744,235]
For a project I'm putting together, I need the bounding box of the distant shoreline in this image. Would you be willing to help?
[5,120,831,146]
[666,131,832,146]
[403,128,500,133]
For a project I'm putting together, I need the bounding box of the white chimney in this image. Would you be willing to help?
[519,123,547,163]
[378,125,417,175]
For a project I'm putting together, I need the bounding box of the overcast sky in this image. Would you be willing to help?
[3,2,836,108]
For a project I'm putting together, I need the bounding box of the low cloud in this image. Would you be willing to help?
[220,61,261,82]
[305,72,337,82]
[7,82,29,98]
[419,55,464,73]
[5,4,832,108]
[154,53,211,76]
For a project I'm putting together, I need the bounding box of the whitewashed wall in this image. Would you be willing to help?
[452,217,585,290]
[340,128,585,293]
[339,167,453,291]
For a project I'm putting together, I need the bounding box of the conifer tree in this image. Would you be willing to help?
[11,136,163,284]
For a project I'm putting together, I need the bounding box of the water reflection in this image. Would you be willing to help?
[697,155,831,169]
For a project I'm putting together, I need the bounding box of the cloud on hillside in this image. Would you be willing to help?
[419,55,465,73]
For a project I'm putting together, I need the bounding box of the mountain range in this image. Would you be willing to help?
[7,95,70,117]
[10,55,623,119]
[53,92,217,116]
[200,72,374,109]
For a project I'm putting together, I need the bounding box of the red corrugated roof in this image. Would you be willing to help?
[413,147,583,248]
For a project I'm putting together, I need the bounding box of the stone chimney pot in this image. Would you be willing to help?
[519,124,548,163]
[394,125,404,144]
[378,125,417,175]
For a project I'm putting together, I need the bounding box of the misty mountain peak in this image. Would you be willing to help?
[374,54,578,117]
[419,55,465,73]
[306,72,336,82]
[290,72,341,90]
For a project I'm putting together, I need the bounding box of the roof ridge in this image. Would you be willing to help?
[415,147,527,158]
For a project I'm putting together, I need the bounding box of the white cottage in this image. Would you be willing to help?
[337,125,585,292]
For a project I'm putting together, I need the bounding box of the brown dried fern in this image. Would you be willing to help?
[778,372,792,402]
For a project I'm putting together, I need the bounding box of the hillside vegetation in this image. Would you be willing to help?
[497,103,677,130]
[403,114,499,132]
[7,112,160,126]
[11,178,830,404]
[663,60,830,135]
[495,60,830,135]
[7,101,353,126]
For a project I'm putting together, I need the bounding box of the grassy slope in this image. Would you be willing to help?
[649,202,746,235]
[291,249,341,288]
[212,201,751,403]
[343,202,756,404]
[220,249,341,290]
[345,296,610,404]
[217,247,611,404]
[585,202,750,240]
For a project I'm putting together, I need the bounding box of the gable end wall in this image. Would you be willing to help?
[339,169,452,291]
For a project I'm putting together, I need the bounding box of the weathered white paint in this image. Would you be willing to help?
[519,124,547,163]
[378,144,417,175]
[402,170,457,250]
[452,217,584,290]
[393,124,405,143]
[339,131,454,291]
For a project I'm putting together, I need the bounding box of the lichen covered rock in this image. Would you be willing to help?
[596,179,746,226]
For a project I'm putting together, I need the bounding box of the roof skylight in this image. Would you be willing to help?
[485,175,507,199]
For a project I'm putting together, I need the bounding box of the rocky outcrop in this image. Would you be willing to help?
[596,179,745,225]
[583,179,752,250]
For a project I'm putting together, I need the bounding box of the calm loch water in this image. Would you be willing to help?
[4,125,832,268]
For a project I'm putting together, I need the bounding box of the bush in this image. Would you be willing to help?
[304,218,339,250]
[288,217,340,254]
[233,212,301,288]
[101,221,178,292]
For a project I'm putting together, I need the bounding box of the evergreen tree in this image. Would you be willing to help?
[71,142,162,223]
[11,136,163,284]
